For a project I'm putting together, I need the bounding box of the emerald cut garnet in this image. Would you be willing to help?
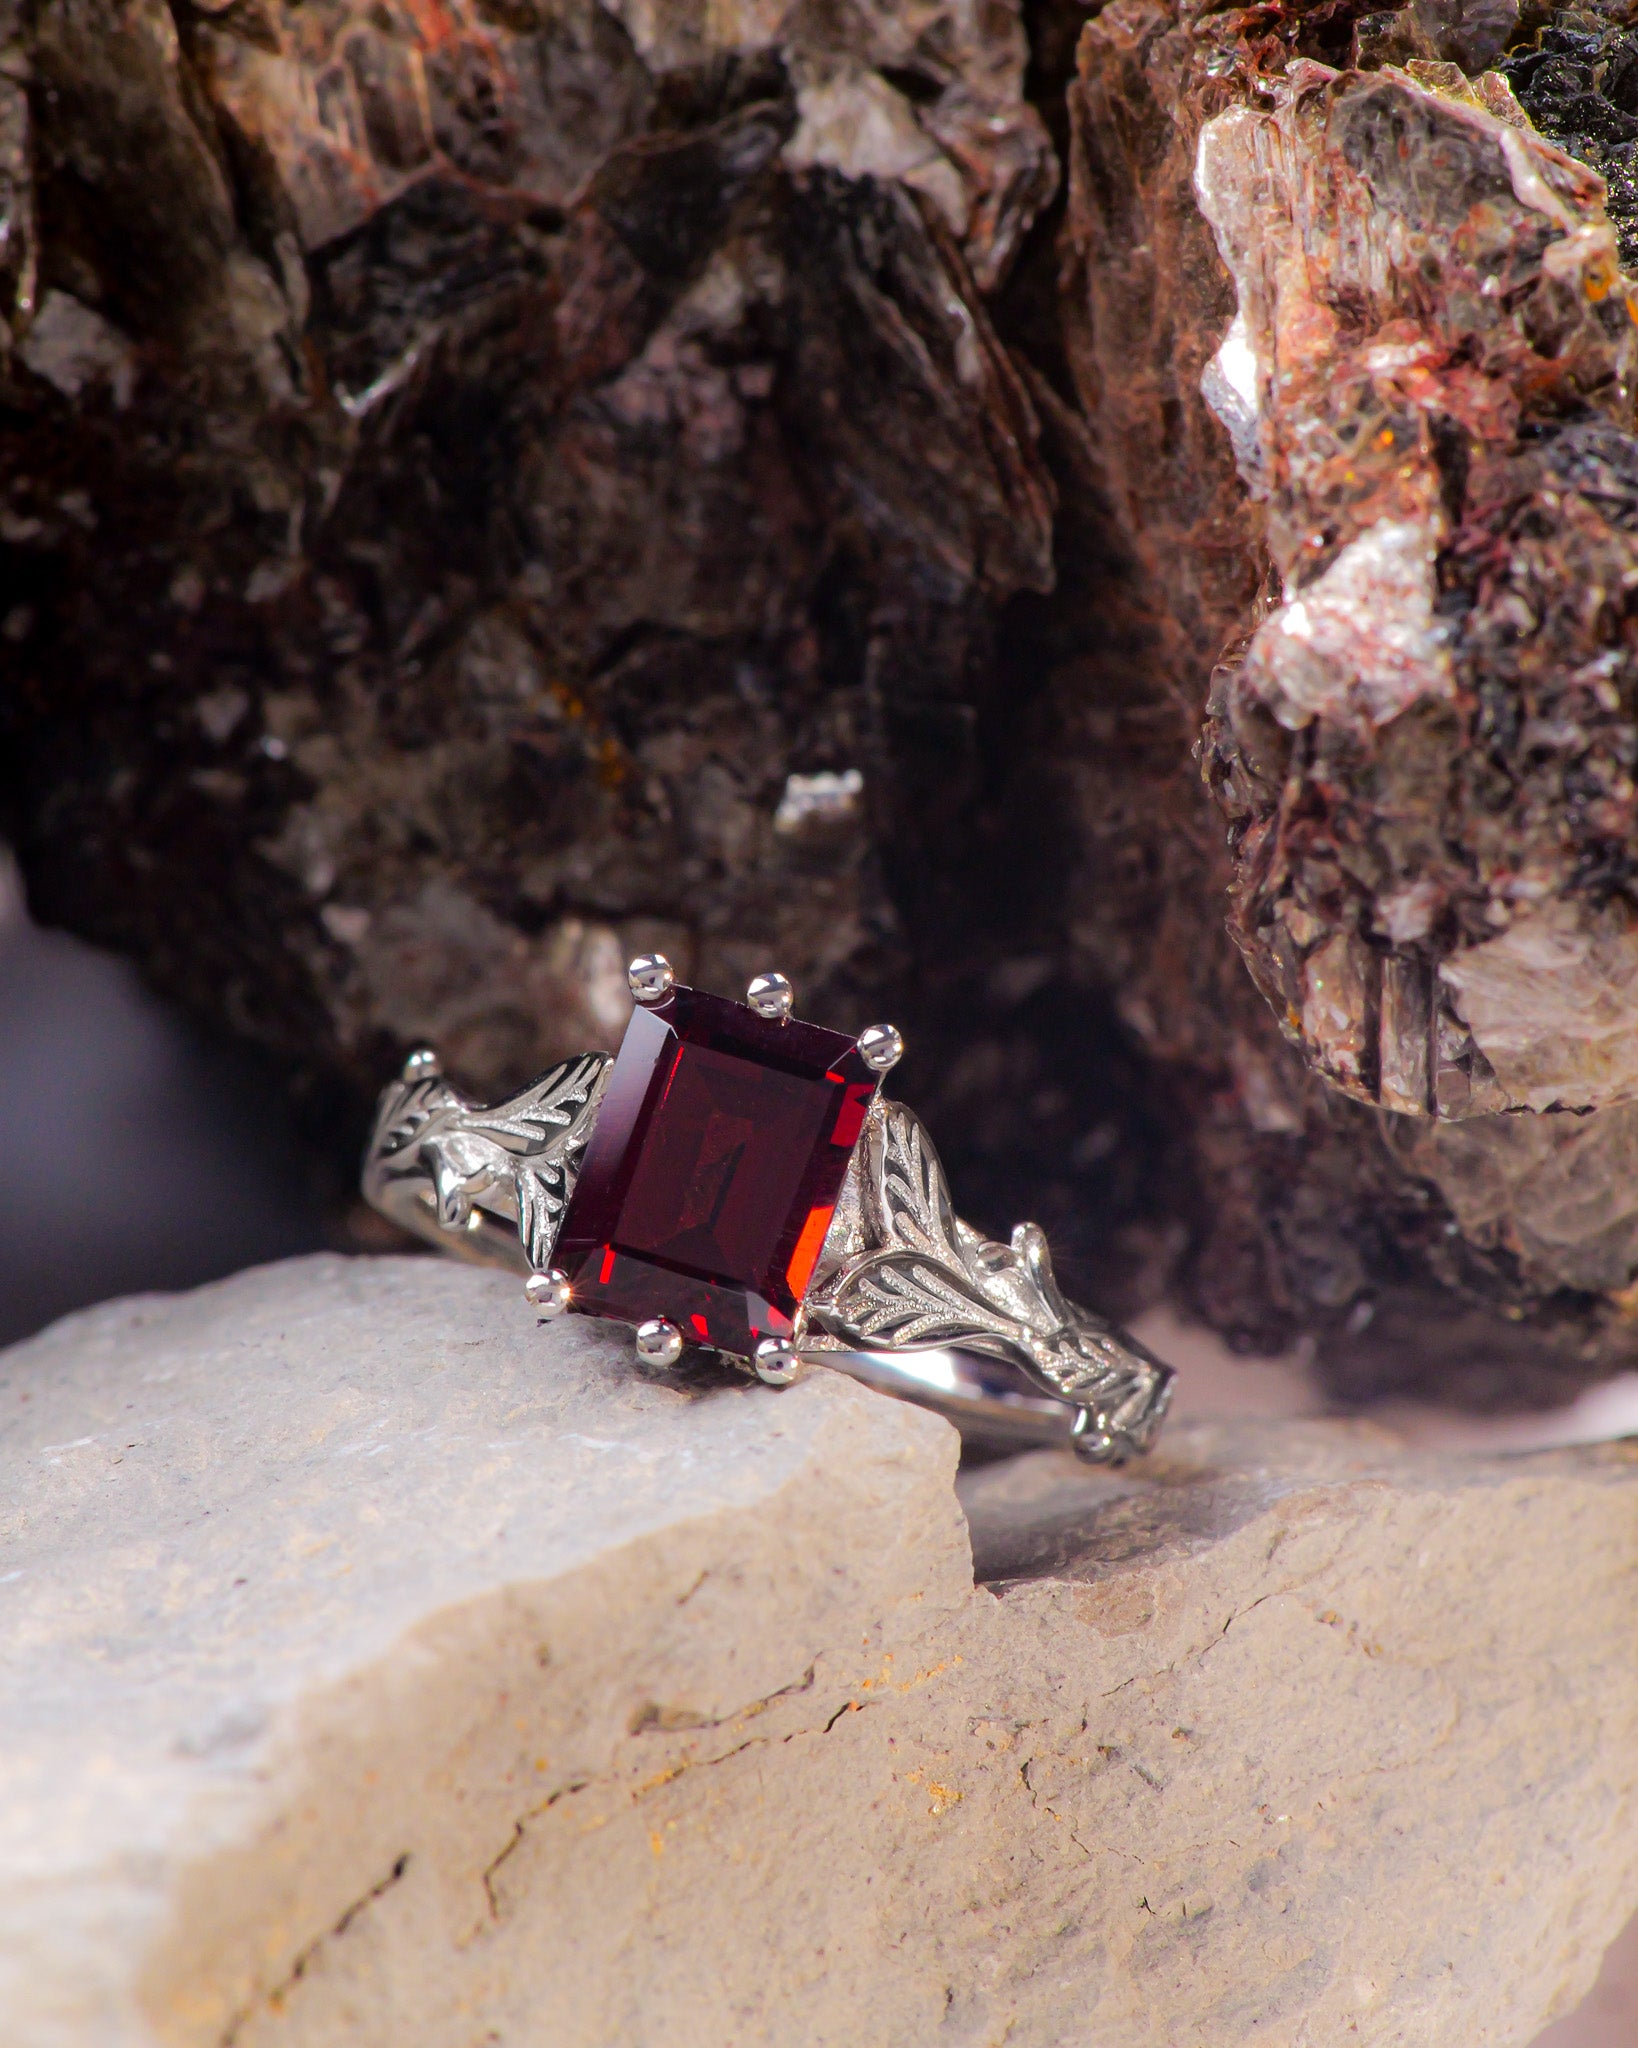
[554,985,878,1357]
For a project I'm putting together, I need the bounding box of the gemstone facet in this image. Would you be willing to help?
[555,986,878,1357]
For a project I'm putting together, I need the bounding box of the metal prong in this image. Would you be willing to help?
[628,953,675,1004]
[524,1269,572,1318]
[746,971,794,1021]
[1071,1408,1117,1465]
[635,1317,685,1367]
[856,1023,904,1074]
[402,1046,441,1081]
[753,1336,799,1386]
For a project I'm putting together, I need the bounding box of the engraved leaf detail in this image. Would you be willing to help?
[363,1051,611,1272]
[867,1102,962,1263]
[820,1248,1041,1356]
[462,1053,610,1156]
[811,1095,1174,1444]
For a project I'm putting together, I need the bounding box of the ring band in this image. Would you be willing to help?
[362,957,1173,1463]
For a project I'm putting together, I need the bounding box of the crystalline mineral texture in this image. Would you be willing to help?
[1195,50,1638,1124]
[0,0,1057,1100]
[1044,0,1638,1391]
[20,0,1638,1401]
[2,1254,1636,2046]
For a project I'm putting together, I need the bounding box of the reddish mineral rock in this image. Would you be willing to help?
[1198,56,1638,1123]
[1042,0,1638,1395]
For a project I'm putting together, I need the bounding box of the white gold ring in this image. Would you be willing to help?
[363,957,1174,1462]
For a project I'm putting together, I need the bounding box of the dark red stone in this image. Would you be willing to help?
[556,986,878,1356]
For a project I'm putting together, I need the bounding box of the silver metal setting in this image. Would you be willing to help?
[856,1023,904,1074]
[525,1268,572,1318]
[753,1336,800,1386]
[746,971,794,1021]
[800,1098,1172,1462]
[636,1318,685,1367]
[628,953,675,1004]
[362,1005,1172,1462]
[363,1048,611,1274]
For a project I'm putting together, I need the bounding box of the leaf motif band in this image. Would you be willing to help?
[363,1050,612,1275]
[801,1100,1173,1461]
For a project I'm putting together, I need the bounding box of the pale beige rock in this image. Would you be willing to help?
[1441,906,1638,1113]
[1394,1103,1638,1296]
[1,1255,1635,2047]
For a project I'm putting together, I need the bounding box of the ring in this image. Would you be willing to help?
[362,957,1174,1463]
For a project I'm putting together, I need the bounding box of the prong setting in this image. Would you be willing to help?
[524,1268,572,1318]
[856,1023,904,1074]
[746,971,794,1021]
[753,1336,800,1386]
[635,1317,685,1367]
[628,953,675,1004]
[401,1046,441,1081]
[1071,1408,1118,1465]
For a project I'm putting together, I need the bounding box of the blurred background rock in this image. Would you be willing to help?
[0,845,324,1348]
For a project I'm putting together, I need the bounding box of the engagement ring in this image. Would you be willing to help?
[362,958,1174,1462]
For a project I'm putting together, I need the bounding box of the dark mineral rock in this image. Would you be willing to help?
[1,0,1055,1092]
[1502,10,1638,267]
[11,0,1638,1404]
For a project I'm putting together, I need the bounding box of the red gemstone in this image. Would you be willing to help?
[555,986,878,1357]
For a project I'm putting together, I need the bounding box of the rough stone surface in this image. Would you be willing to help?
[0,0,1056,1109]
[1039,0,1638,1400]
[26,0,1638,1411]
[3,1252,1635,2047]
